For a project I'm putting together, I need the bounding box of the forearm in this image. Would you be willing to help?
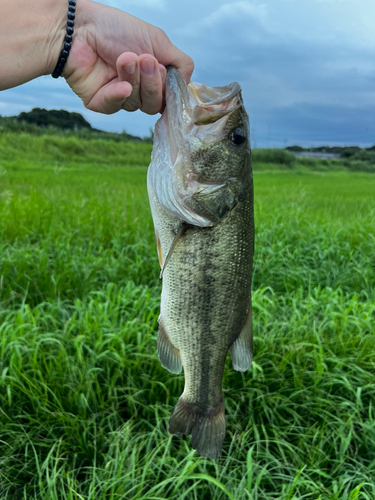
[0,0,69,90]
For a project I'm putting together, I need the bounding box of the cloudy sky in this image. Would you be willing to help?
[1,0,374,147]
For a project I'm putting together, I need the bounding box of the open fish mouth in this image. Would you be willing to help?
[148,66,248,227]
[166,66,242,127]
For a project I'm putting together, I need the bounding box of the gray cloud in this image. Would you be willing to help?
[1,0,374,147]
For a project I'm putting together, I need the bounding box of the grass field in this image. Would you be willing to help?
[0,135,375,499]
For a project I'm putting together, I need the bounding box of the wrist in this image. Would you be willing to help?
[51,0,97,78]
[59,0,100,79]
[44,0,73,76]
[46,0,96,78]
[46,0,98,78]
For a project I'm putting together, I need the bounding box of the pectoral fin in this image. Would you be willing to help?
[157,317,182,374]
[155,231,163,268]
[159,222,188,278]
[230,302,253,372]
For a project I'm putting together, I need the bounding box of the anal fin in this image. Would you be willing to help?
[230,302,253,372]
[157,317,182,374]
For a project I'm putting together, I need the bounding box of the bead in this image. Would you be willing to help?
[52,0,75,78]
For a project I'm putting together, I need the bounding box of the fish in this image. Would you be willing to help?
[147,66,254,460]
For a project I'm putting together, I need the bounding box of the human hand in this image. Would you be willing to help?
[61,0,194,115]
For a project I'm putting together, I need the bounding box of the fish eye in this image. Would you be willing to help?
[230,128,246,146]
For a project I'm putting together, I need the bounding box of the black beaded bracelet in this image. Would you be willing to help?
[52,0,76,79]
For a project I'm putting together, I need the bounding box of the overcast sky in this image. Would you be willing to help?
[1,0,374,147]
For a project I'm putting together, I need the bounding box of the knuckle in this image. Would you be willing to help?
[155,27,169,43]
[188,58,195,74]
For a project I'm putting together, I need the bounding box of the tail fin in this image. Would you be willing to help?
[168,398,225,460]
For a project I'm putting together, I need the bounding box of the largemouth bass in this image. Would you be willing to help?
[147,67,254,460]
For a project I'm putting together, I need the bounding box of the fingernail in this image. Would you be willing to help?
[125,62,136,75]
[140,58,155,77]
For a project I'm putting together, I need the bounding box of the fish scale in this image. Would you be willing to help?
[148,66,254,459]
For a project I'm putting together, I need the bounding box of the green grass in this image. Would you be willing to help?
[0,139,375,499]
[0,132,153,168]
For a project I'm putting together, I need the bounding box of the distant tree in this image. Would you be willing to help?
[340,147,362,158]
[286,145,305,152]
[16,108,93,130]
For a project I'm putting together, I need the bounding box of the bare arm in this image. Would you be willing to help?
[0,0,194,115]
[1,0,66,90]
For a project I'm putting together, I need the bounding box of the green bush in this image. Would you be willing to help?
[252,148,296,166]
[345,150,375,163]
[0,116,151,143]
[345,160,375,173]
[0,132,152,166]
[1,130,375,174]
[17,108,92,130]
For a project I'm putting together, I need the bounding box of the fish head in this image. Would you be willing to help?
[148,66,252,227]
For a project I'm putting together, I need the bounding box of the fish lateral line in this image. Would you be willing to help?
[159,222,189,279]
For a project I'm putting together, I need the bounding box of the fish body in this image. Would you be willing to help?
[147,67,254,459]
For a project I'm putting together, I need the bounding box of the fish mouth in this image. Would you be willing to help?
[166,66,242,126]
[164,66,243,171]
